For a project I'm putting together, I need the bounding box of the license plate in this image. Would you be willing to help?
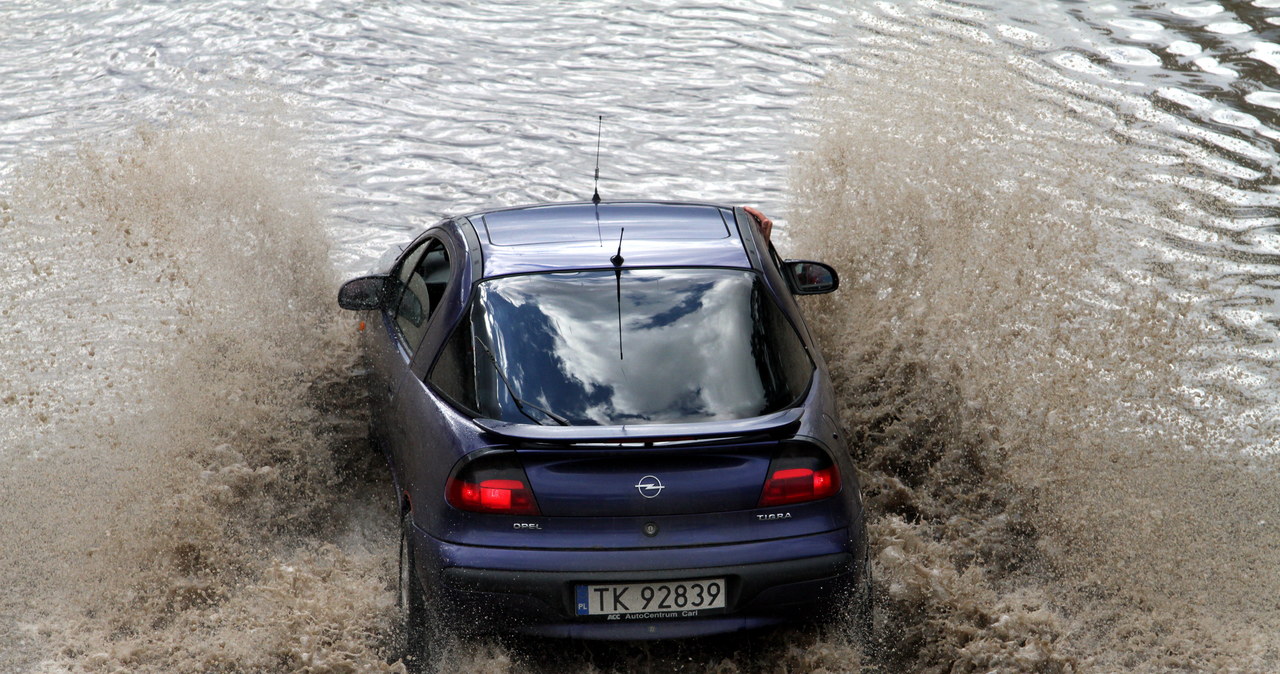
[575,578,726,617]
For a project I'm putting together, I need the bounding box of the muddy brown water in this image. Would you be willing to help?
[2,2,1279,672]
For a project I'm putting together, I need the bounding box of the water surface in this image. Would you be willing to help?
[2,1,1279,671]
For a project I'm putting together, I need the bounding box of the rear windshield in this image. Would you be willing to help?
[429,268,812,426]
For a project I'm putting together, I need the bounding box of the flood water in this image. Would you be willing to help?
[2,1,1279,672]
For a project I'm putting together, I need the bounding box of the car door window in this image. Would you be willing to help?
[394,239,450,354]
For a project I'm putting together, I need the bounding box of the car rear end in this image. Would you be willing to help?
[409,412,868,639]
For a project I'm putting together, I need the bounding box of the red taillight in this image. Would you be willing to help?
[758,447,841,507]
[445,452,541,515]
[446,477,539,515]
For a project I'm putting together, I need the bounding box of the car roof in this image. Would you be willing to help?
[462,201,753,278]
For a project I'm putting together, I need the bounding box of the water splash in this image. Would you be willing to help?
[790,38,1280,671]
[5,16,1280,673]
[0,117,401,673]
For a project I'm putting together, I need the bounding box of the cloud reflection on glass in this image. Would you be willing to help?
[459,269,812,426]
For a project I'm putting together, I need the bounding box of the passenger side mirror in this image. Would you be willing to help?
[783,261,839,295]
[338,275,389,310]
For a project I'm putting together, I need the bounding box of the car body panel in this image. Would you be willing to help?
[516,445,774,517]
[471,406,805,443]
[418,522,855,573]
[472,202,749,278]
[478,202,733,245]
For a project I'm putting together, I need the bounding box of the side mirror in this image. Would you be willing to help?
[783,260,839,295]
[338,275,389,310]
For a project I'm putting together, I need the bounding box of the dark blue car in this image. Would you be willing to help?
[337,201,870,651]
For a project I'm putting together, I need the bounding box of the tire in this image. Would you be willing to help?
[853,549,876,653]
[399,511,431,671]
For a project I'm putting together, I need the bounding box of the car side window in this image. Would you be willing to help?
[430,309,476,411]
[394,239,450,354]
[387,240,428,312]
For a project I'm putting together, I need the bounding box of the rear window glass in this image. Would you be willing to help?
[430,268,812,426]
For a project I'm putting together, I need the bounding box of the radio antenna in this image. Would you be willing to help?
[591,115,603,205]
[611,227,625,267]
[612,227,625,360]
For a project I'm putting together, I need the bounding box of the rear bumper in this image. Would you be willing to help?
[412,527,863,639]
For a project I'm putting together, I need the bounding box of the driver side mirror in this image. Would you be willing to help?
[783,260,839,295]
[338,275,389,310]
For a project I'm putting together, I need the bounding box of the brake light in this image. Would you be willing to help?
[758,444,841,507]
[445,451,541,515]
[447,477,539,515]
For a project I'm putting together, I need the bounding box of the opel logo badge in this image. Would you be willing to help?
[635,475,665,499]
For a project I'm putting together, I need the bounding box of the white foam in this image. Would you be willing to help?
[1245,91,1280,109]
[996,24,1051,48]
[1195,56,1239,77]
[1206,21,1254,34]
[1102,46,1163,66]
[1171,4,1225,18]
[1212,108,1262,129]
[1157,86,1215,110]
[1110,18,1165,37]
[1248,41,1280,72]
[1054,52,1113,77]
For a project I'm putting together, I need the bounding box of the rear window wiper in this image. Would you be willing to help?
[472,335,570,426]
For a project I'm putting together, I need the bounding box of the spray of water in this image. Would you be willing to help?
[0,117,402,673]
[789,41,1280,671]
[5,36,1280,674]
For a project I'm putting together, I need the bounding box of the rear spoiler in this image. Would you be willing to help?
[472,407,804,444]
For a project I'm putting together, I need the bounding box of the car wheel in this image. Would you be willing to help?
[398,511,431,670]
[853,548,876,652]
